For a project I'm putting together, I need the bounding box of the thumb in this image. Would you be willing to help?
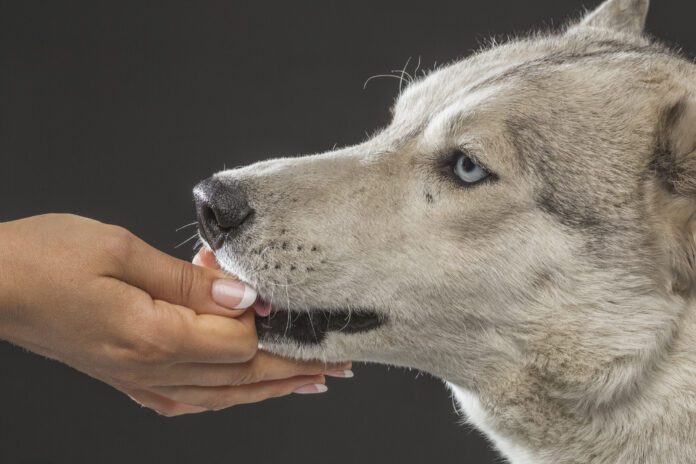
[114,234,257,316]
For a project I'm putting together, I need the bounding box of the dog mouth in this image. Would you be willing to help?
[198,247,384,344]
[252,298,384,345]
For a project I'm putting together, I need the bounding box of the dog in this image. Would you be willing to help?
[193,0,696,462]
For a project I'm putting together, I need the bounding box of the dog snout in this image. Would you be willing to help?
[193,177,254,250]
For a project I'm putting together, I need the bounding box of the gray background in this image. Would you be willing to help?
[1,1,694,463]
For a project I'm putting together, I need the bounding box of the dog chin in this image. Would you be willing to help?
[256,336,337,362]
[256,330,364,364]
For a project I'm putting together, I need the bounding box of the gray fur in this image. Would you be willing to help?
[201,0,696,462]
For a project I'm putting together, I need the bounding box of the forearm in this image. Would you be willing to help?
[0,219,34,344]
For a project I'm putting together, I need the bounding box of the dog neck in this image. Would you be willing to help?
[448,296,696,464]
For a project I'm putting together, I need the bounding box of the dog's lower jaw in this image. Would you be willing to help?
[256,328,388,365]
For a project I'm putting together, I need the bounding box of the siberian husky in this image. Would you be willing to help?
[194,1,696,462]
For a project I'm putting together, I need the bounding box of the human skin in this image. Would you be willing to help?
[0,214,351,416]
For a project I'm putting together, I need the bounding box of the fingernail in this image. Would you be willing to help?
[325,369,354,378]
[293,384,328,395]
[212,279,258,309]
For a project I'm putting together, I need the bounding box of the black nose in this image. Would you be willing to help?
[193,177,255,250]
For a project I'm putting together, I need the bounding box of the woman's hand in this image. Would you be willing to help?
[0,214,348,416]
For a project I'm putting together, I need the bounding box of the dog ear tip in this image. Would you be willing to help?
[569,0,650,36]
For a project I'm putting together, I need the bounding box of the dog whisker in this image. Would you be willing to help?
[284,279,292,336]
[174,233,200,249]
[305,303,319,346]
[192,238,204,253]
[336,307,354,333]
[175,221,198,232]
[413,54,422,79]
[397,56,412,93]
[362,73,406,90]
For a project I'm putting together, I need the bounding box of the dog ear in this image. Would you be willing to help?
[654,98,696,198]
[571,0,649,35]
[650,96,696,295]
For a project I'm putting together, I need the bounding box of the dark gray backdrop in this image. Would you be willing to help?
[1,1,694,463]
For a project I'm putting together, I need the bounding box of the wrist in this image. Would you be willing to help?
[0,220,25,341]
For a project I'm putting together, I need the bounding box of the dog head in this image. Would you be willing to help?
[194,0,696,399]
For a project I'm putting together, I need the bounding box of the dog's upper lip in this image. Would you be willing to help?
[207,252,385,340]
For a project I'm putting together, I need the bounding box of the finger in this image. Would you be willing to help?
[151,375,327,410]
[125,388,208,417]
[113,233,256,316]
[192,247,220,269]
[148,353,352,387]
[160,302,259,363]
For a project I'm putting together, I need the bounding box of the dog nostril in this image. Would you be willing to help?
[197,203,227,250]
[201,204,223,231]
[216,206,253,231]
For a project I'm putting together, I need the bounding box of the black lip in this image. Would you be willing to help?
[197,226,226,251]
[255,309,384,345]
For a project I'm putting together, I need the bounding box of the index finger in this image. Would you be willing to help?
[159,301,259,364]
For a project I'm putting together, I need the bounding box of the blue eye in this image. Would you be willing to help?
[454,153,490,184]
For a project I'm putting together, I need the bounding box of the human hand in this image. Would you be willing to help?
[0,214,349,416]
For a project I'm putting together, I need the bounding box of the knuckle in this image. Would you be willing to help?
[101,346,151,387]
[238,336,258,362]
[303,362,325,376]
[103,338,138,365]
[240,343,258,362]
[139,341,174,365]
[102,225,136,263]
[118,364,165,389]
[174,261,197,304]
[235,363,261,386]
[117,330,173,366]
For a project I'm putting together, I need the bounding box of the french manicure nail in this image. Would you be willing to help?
[325,369,354,378]
[293,384,328,395]
[212,279,258,309]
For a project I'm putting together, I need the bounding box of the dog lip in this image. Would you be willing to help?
[255,305,385,345]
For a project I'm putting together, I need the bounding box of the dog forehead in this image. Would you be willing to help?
[392,39,557,128]
[392,32,670,136]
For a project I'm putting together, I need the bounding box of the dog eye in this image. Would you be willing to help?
[454,152,489,184]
